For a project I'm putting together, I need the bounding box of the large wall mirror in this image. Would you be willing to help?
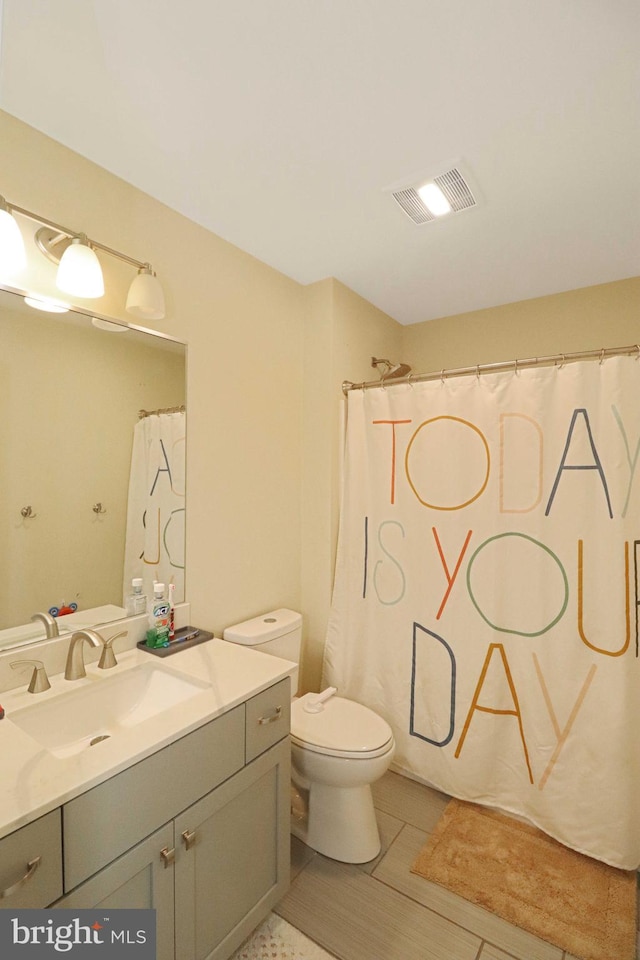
[0,285,186,649]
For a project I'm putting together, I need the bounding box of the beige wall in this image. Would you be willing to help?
[402,278,640,372]
[300,279,402,691]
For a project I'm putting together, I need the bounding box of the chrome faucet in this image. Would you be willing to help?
[65,630,102,680]
[98,630,128,670]
[31,612,59,639]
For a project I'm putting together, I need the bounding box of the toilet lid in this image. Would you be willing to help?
[291,695,393,756]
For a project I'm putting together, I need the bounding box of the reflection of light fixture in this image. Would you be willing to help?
[91,317,127,333]
[56,235,104,298]
[126,264,165,320]
[24,295,69,313]
[0,195,26,273]
[0,194,166,318]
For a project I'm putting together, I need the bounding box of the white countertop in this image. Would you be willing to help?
[0,638,296,841]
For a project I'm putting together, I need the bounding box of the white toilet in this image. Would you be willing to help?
[223,609,395,864]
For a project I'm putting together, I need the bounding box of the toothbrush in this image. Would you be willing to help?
[168,583,175,639]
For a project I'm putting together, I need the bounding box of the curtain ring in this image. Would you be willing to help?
[635,345,640,360]
[440,369,445,384]
[599,349,605,365]
[557,354,566,370]
[476,364,480,379]
[514,358,519,376]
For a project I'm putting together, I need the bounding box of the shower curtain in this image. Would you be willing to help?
[324,357,640,869]
[123,411,186,605]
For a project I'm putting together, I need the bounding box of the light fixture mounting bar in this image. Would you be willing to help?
[5,199,148,271]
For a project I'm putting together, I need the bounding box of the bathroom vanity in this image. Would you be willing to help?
[0,635,294,960]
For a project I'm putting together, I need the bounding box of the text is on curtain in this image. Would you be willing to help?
[324,357,640,869]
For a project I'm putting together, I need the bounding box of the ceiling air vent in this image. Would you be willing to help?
[391,166,477,225]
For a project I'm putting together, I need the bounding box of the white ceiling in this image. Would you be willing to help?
[0,0,638,325]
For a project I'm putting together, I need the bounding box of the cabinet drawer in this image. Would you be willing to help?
[64,705,245,890]
[245,678,290,762]
[0,809,62,909]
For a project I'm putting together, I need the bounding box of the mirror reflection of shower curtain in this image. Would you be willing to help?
[123,411,186,605]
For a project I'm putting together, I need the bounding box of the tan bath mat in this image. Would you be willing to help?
[410,799,636,960]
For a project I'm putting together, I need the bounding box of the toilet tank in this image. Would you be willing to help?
[223,608,302,671]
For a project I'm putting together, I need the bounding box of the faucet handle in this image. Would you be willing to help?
[11,659,51,694]
[98,631,128,670]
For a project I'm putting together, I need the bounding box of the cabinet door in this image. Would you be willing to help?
[174,738,290,960]
[52,824,175,960]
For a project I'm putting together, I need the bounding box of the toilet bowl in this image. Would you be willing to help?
[223,609,395,864]
[290,691,395,863]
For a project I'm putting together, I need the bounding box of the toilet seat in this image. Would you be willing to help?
[291,695,394,760]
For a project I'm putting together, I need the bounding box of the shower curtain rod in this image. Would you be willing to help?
[138,404,185,419]
[342,343,640,394]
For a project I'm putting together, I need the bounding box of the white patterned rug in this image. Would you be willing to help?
[231,913,337,960]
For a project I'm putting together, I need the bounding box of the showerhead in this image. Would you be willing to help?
[385,362,412,379]
[371,357,412,381]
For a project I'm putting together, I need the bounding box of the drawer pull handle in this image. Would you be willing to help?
[258,706,282,725]
[0,856,41,899]
[160,847,175,868]
[181,829,197,850]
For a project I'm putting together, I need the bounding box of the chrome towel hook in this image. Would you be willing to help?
[20,505,36,519]
[92,502,106,515]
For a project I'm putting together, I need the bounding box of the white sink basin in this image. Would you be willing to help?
[9,663,211,758]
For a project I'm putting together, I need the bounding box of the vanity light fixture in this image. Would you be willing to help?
[0,195,26,274]
[125,264,165,320]
[56,235,105,298]
[0,195,166,318]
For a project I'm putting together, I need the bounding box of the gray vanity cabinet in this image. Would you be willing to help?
[49,676,291,960]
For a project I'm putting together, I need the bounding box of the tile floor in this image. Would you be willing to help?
[273,770,638,960]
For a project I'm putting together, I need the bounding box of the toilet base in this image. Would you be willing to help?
[291,782,381,864]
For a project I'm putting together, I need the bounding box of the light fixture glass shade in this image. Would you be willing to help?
[56,237,105,298]
[0,206,26,274]
[126,266,166,320]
